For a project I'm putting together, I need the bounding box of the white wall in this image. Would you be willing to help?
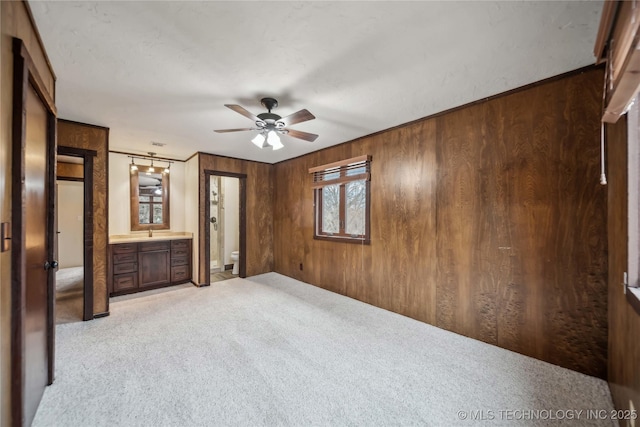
[57,181,84,268]
[222,176,239,265]
[108,152,186,234]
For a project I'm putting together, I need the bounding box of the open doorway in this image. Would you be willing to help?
[55,156,85,323]
[56,146,96,322]
[205,170,246,284]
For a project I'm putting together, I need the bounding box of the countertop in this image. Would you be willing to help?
[109,232,193,244]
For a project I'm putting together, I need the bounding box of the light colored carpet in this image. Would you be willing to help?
[34,273,615,426]
[55,267,83,324]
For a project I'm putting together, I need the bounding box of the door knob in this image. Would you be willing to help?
[44,260,59,270]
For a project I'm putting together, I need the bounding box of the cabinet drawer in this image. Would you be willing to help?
[140,241,170,252]
[113,262,137,275]
[171,256,188,266]
[171,240,190,250]
[171,265,190,282]
[113,273,138,292]
[112,243,137,254]
[113,253,136,264]
[171,248,189,257]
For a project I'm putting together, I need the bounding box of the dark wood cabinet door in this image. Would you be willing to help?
[138,250,170,288]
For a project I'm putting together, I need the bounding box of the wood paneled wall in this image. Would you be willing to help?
[274,68,608,378]
[57,120,109,315]
[606,117,640,412]
[197,153,274,283]
[57,162,83,180]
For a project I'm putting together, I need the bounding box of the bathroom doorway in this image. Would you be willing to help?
[204,171,246,284]
[56,146,96,322]
[55,162,84,324]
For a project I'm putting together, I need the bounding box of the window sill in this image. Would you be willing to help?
[627,286,640,315]
[314,235,370,245]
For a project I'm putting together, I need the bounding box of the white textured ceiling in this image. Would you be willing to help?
[30,1,603,163]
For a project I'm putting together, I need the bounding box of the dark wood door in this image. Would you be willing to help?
[23,83,51,425]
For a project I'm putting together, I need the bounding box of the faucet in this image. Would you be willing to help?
[148,227,153,238]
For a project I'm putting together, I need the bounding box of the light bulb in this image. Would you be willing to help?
[164,165,170,174]
[130,159,138,171]
[251,133,266,148]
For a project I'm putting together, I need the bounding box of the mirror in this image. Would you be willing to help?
[130,165,170,230]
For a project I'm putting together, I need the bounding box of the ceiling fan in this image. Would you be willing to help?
[214,97,318,150]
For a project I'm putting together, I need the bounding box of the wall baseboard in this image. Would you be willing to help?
[93,312,109,319]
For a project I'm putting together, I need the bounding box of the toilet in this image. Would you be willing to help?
[230,251,240,275]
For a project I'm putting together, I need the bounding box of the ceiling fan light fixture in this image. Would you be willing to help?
[268,131,284,150]
[267,130,280,146]
[251,132,266,148]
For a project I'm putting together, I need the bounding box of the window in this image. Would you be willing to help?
[309,155,371,243]
[138,188,163,224]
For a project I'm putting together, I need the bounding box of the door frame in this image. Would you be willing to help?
[56,146,97,321]
[203,170,247,283]
[11,37,57,425]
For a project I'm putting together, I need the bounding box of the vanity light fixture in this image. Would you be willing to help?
[127,152,174,174]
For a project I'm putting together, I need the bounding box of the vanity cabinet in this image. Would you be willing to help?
[109,238,192,296]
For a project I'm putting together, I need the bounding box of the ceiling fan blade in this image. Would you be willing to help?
[279,109,315,126]
[224,104,260,122]
[214,128,255,133]
[286,129,319,142]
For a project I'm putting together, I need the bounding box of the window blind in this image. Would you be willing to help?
[308,155,371,188]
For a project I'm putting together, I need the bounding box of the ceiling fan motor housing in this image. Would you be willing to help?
[260,97,278,111]
[257,112,281,122]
